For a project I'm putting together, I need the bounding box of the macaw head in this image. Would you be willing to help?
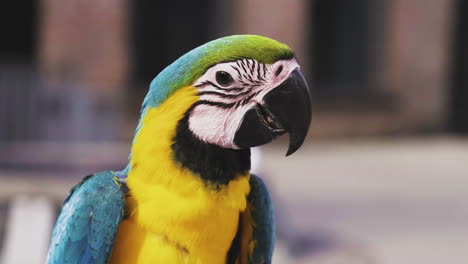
[140,35,311,156]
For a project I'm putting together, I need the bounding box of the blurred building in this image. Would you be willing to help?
[1,0,467,143]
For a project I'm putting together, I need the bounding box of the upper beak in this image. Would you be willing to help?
[234,68,312,155]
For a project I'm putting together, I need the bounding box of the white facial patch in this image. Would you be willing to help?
[189,58,300,149]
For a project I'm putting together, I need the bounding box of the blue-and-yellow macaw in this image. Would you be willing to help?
[46,35,312,264]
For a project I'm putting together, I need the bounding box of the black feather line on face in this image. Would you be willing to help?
[193,100,237,109]
[195,81,244,92]
[197,89,252,98]
[256,62,264,81]
[249,59,255,72]
[253,79,263,85]
[239,80,249,86]
[230,65,243,79]
[239,90,261,107]
[242,73,254,83]
[239,60,248,75]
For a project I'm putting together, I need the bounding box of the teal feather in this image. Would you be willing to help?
[228,174,275,264]
[247,174,275,264]
[46,171,126,264]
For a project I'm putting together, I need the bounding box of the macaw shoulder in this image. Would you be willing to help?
[247,174,274,263]
[228,174,275,264]
[47,171,127,264]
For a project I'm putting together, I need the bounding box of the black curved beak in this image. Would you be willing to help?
[234,68,312,156]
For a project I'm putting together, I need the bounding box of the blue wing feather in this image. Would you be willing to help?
[46,171,126,264]
[248,175,274,264]
[228,174,275,264]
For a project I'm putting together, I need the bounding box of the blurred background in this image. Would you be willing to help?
[0,0,467,263]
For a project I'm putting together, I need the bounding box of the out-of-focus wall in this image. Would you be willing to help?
[385,0,454,131]
[39,0,129,95]
[235,0,310,75]
[38,0,129,141]
[0,0,464,142]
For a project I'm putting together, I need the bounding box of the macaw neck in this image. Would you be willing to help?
[126,86,251,187]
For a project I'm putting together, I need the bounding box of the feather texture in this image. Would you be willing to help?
[228,174,275,264]
[46,171,126,264]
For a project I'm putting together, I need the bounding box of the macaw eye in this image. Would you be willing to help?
[215,71,234,87]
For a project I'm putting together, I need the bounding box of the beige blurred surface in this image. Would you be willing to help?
[261,136,468,263]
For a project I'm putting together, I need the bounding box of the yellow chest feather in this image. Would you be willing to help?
[109,87,251,264]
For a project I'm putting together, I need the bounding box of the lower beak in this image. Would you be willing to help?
[234,68,312,155]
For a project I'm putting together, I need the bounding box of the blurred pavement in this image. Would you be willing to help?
[260,137,468,264]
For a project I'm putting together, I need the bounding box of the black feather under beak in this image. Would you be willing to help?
[234,68,312,155]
